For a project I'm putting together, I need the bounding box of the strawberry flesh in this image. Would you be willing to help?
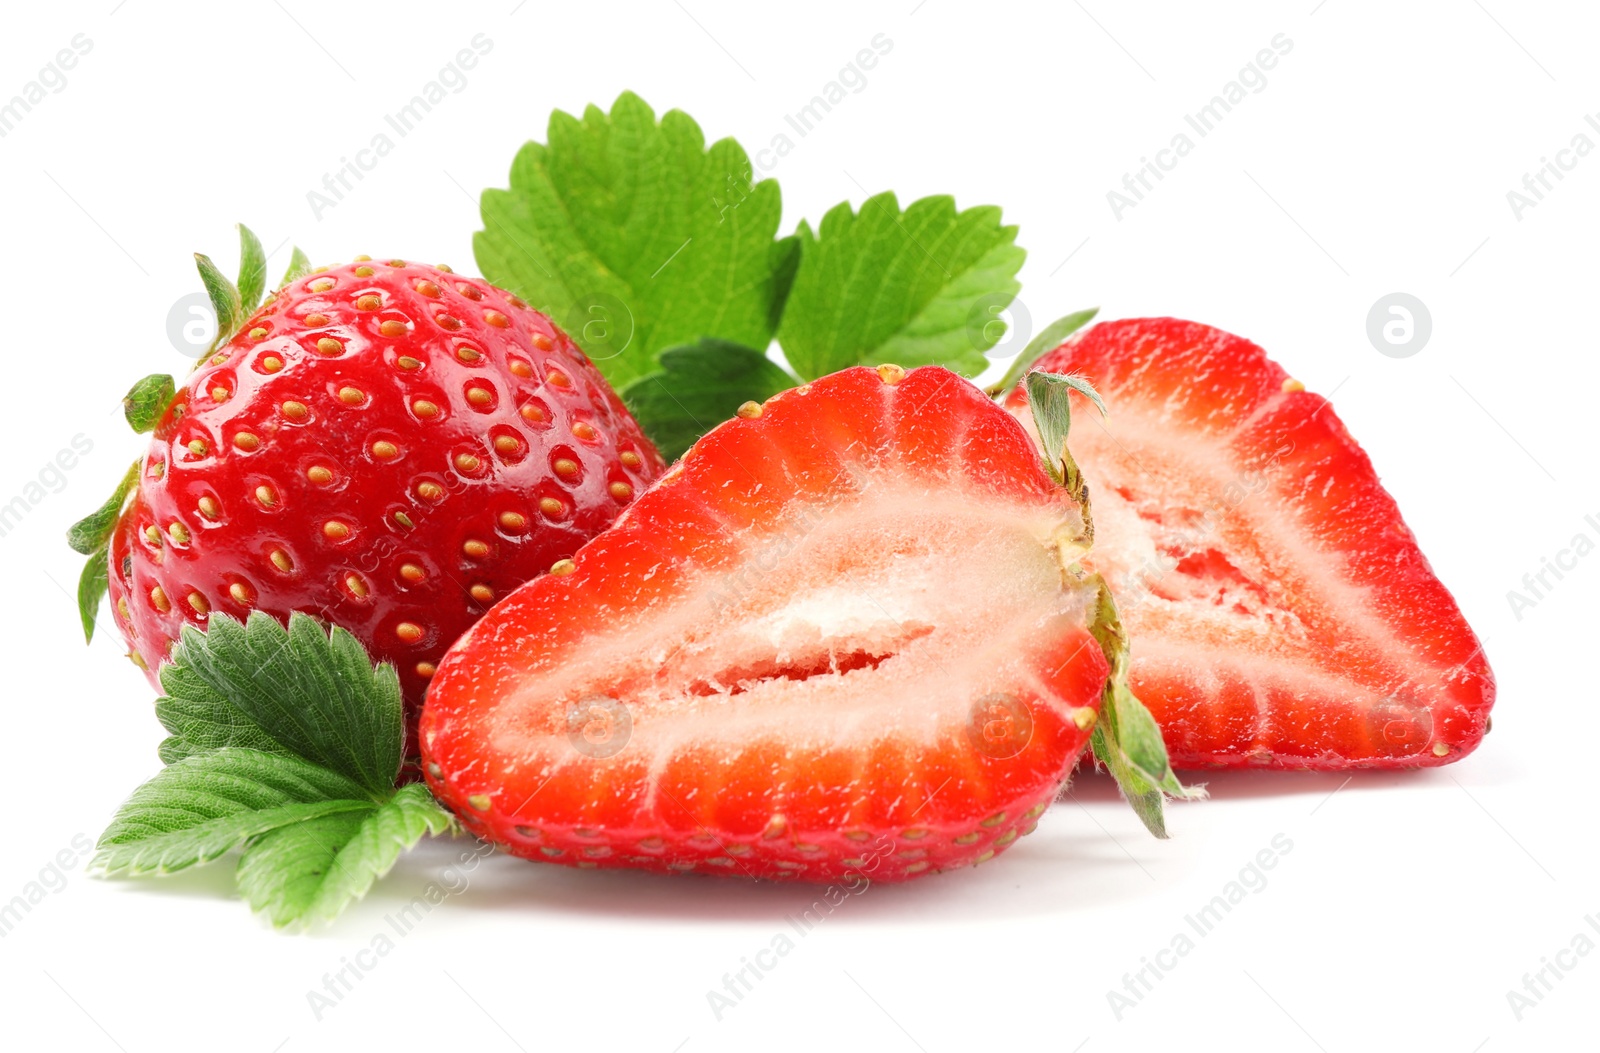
[422,366,1111,881]
[1007,318,1494,769]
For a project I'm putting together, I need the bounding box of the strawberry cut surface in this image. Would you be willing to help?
[1006,318,1494,770]
[422,365,1112,881]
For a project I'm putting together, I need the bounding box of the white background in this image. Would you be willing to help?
[1,2,1595,1050]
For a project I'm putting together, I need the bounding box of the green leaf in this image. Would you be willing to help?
[92,749,374,876]
[122,373,175,433]
[620,339,798,459]
[94,613,457,927]
[988,308,1099,396]
[195,252,242,352]
[76,549,110,644]
[280,246,312,288]
[65,459,139,555]
[474,91,789,388]
[237,784,456,928]
[776,192,1026,380]
[155,659,291,764]
[158,612,404,795]
[236,224,268,314]
[1084,575,1204,838]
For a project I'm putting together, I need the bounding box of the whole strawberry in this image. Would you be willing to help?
[70,228,665,739]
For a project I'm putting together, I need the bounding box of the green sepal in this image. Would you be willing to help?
[122,373,175,433]
[280,246,312,288]
[988,307,1099,397]
[235,224,268,314]
[1084,576,1204,838]
[1026,372,1195,834]
[66,459,139,555]
[1024,370,1106,528]
[76,548,110,644]
[195,252,242,353]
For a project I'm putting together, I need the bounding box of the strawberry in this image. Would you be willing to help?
[71,231,665,742]
[420,364,1176,882]
[1004,317,1495,770]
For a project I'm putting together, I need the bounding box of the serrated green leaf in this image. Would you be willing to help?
[92,749,373,876]
[95,612,455,928]
[195,252,242,352]
[76,549,110,644]
[159,612,403,794]
[155,658,287,764]
[280,246,312,288]
[122,373,175,433]
[237,784,456,928]
[474,91,788,388]
[620,339,798,459]
[236,224,268,314]
[65,459,139,556]
[777,192,1026,380]
[989,308,1099,396]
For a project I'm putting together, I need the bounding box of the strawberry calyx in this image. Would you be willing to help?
[1024,369,1202,838]
[1084,572,1207,837]
[66,224,311,644]
[122,373,175,433]
[986,307,1099,399]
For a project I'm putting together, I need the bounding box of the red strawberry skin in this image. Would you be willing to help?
[107,260,664,730]
[1006,318,1494,770]
[421,365,1111,882]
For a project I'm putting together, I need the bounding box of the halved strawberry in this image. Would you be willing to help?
[421,365,1173,881]
[1005,317,1495,769]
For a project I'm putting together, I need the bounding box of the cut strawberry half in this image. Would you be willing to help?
[1006,317,1495,770]
[422,365,1183,881]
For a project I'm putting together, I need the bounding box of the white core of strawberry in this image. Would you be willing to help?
[1013,396,1453,732]
[496,486,1099,763]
